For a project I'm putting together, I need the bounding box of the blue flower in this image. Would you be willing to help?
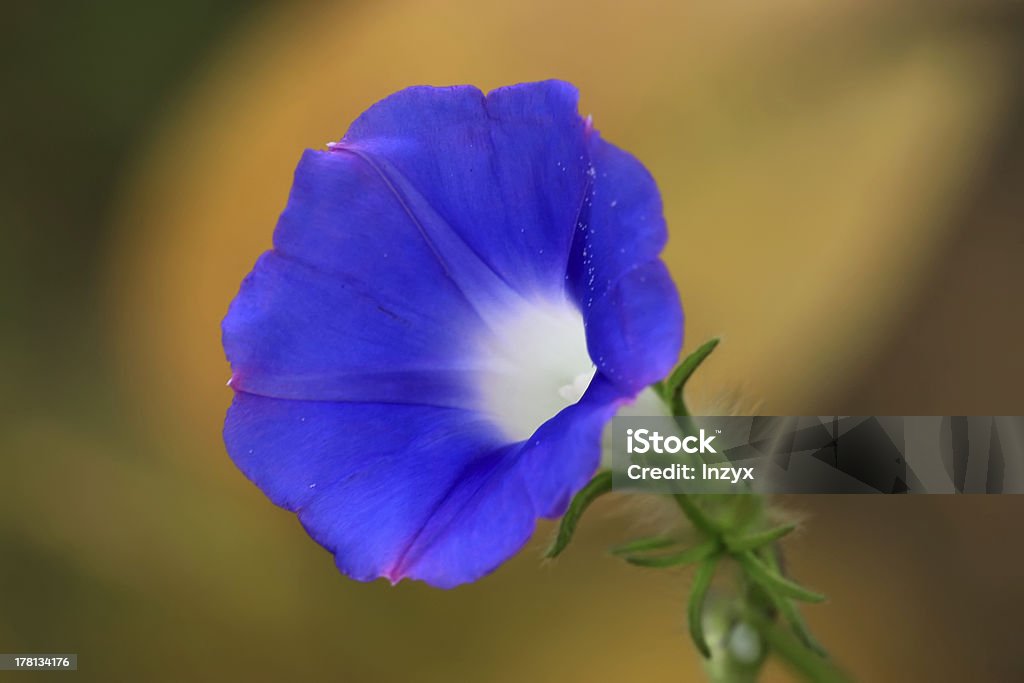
[222,80,683,588]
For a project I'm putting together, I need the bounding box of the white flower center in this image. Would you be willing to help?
[476,297,596,442]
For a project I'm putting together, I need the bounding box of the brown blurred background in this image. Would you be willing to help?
[2,1,1023,681]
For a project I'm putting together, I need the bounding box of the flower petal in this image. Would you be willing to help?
[339,80,590,298]
[377,445,536,588]
[222,145,519,407]
[514,375,624,517]
[380,379,626,585]
[226,392,543,587]
[223,249,484,408]
[224,393,511,580]
[569,134,683,392]
[225,386,627,588]
[586,260,683,393]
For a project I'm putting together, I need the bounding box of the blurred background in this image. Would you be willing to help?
[2,0,1023,680]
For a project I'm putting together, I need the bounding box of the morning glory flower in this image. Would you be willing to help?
[222,80,683,588]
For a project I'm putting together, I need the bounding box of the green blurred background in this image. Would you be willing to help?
[3,1,1024,681]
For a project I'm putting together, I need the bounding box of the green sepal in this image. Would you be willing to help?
[622,538,719,568]
[725,523,798,553]
[544,470,613,559]
[663,338,720,416]
[748,614,850,683]
[773,593,829,657]
[609,535,679,556]
[688,556,720,658]
[737,551,826,604]
[752,543,829,657]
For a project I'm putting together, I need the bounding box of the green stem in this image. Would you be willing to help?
[673,493,723,536]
